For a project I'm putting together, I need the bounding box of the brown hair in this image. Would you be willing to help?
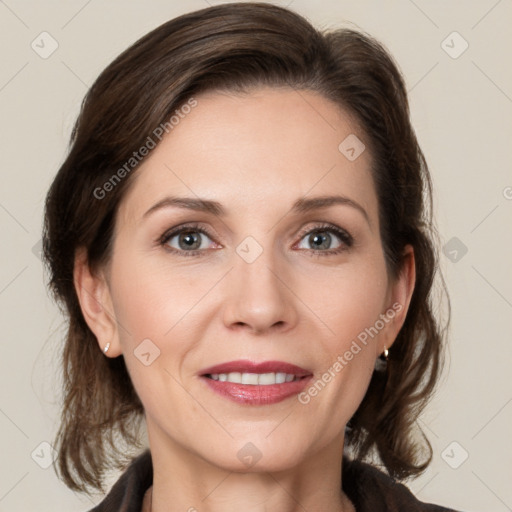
[42,1,449,494]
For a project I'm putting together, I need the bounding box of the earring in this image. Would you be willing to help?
[374,345,389,372]
[103,342,111,354]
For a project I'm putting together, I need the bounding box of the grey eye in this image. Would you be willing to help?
[296,230,343,251]
[166,230,214,251]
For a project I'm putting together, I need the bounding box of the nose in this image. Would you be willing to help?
[222,244,298,335]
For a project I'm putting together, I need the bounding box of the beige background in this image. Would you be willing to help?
[1,0,511,510]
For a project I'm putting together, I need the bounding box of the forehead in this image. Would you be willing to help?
[117,87,378,226]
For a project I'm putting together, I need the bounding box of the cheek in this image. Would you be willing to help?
[107,256,217,394]
[301,252,389,405]
[304,254,389,344]
[301,279,386,440]
[107,260,197,416]
[109,255,198,341]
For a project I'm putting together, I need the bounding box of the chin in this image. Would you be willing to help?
[197,436,309,474]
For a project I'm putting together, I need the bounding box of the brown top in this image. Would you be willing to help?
[88,449,461,512]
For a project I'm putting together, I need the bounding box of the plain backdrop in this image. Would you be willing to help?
[1,1,511,511]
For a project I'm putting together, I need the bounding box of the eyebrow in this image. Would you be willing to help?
[143,194,370,224]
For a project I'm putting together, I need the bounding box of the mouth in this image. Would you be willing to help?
[199,360,313,405]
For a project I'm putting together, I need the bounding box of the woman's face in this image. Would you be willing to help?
[83,86,413,472]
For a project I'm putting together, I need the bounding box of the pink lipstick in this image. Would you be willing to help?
[199,359,313,405]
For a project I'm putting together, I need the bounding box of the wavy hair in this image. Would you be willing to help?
[42,1,449,494]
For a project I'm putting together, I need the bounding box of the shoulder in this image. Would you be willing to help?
[342,455,462,512]
[87,449,152,512]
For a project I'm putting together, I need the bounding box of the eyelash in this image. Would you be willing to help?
[159,222,354,258]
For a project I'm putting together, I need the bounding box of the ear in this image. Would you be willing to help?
[379,244,416,356]
[73,247,122,357]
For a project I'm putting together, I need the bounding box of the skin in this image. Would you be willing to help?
[74,87,415,512]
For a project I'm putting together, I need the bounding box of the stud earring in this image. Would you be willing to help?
[103,342,111,354]
[374,345,389,372]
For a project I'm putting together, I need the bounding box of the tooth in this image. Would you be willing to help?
[275,372,286,384]
[258,372,276,385]
[242,373,259,385]
[228,372,242,384]
[209,372,299,385]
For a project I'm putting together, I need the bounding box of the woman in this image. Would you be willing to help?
[42,2,459,511]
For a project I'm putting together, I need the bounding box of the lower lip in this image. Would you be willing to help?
[201,375,313,405]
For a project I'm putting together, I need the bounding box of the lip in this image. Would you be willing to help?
[199,359,312,377]
[199,359,313,406]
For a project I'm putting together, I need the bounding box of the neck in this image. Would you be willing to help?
[145,423,355,512]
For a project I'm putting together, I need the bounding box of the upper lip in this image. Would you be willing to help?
[200,360,312,377]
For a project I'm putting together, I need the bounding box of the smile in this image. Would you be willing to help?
[199,360,313,405]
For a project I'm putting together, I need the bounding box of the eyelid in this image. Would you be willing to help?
[294,222,353,245]
[292,222,354,255]
[159,222,220,251]
[159,221,354,256]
